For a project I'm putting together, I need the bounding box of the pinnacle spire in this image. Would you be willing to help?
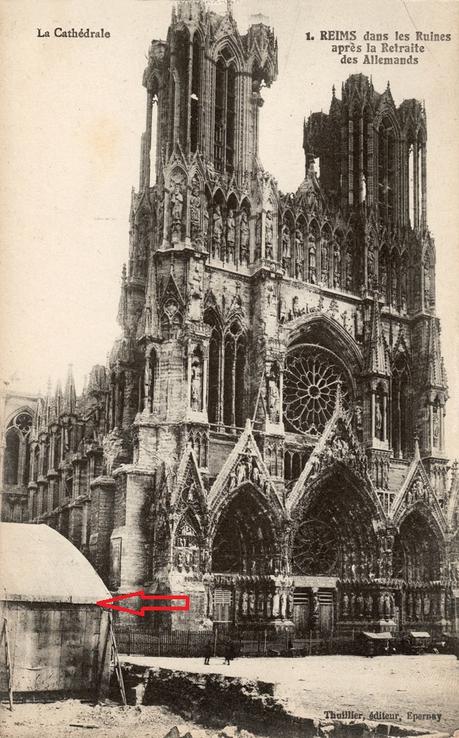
[426,317,446,388]
[64,364,76,414]
[366,294,388,375]
[117,264,128,330]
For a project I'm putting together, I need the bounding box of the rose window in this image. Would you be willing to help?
[14,413,32,435]
[283,344,350,436]
[292,518,340,575]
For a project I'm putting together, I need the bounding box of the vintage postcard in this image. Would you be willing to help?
[0,1,458,736]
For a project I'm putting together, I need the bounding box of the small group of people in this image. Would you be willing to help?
[203,639,236,665]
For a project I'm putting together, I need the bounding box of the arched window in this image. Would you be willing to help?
[138,370,145,413]
[190,36,201,153]
[223,320,246,428]
[214,53,236,175]
[4,429,20,485]
[283,344,352,437]
[204,309,222,424]
[146,350,157,413]
[377,117,396,222]
[169,73,176,150]
[161,300,183,339]
[352,109,368,205]
[392,357,410,458]
[3,412,32,486]
[53,432,61,471]
[379,245,389,303]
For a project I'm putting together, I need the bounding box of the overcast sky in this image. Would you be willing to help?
[1,0,458,455]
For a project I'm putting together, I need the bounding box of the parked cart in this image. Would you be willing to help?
[360,631,394,657]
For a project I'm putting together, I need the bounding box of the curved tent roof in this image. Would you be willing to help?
[0,523,110,604]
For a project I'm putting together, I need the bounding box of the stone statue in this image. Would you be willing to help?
[424,260,431,305]
[379,257,388,298]
[391,264,398,306]
[203,202,210,244]
[407,592,414,619]
[375,395,384,439]
[265,211,274,259]
[267,367,280,423]
[308,236,317,284]
[212,205,223,258]
[156,196,164,240]
[236,459,247,486]
[345,249,352,289]
[190,355,203,412]
[282,225,290,263]
[266,592,273,618]
[251,460,260,485]
[367,243,376,288]
[333,240,341,287]
[242,590,249,616]
[240,209,249,264]
[365,593,373,618]
[433,407,441,447]
[415,593,422,619]
[190,181,201,242]
[321,241,329,284]
[294,229,304,279]
[170,182,184,242]
[226,209,235,262]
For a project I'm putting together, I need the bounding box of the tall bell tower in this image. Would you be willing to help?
[106,0,279,625]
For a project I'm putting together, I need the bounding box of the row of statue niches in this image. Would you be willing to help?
[341,590,395,620]
[170,184,358,285]
[404,589,446,620]
[213,588,294,621]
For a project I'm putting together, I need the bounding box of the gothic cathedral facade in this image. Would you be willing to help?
[11,1,459,635]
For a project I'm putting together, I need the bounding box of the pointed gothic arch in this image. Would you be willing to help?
[223,318,247,428]
[291,464,383,579]
[213,48,237,176]
[210,483,279,575]
[393,507,444,582]
[204,306,222,424]
[190,32,202,154]
[391,354,411,458]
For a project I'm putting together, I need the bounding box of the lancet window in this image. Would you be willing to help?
[3,412,32,487]
[214,52,236,175]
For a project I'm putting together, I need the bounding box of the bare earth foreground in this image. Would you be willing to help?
[0,655,457,737]
[122,654,459,735]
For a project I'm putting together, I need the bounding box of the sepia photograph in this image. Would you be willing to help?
[1,0,458,736]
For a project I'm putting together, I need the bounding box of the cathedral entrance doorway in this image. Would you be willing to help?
[291,470,380,634]
[211,485,276,576]
[210,485,287,628]
[292,581,336,636]
[393,510,444,630]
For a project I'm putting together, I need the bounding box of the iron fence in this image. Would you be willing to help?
[115,625,360,658]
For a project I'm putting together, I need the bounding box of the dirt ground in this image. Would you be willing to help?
[0,700,217,738]
[122,653,459,735]
[1,654,458,737]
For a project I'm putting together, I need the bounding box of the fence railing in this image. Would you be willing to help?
[115,625,360,658]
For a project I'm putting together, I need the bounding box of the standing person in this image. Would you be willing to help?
[203,640,212,665]
[224,639,233,665]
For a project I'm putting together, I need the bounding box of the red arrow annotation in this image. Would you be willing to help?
[96,590,190,617]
